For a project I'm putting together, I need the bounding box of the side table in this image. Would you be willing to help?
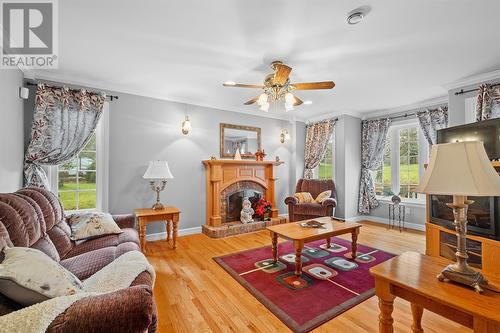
[388,203,405,231]
[134,207,180,250]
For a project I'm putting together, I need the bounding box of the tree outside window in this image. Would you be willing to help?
[317,139,334,180]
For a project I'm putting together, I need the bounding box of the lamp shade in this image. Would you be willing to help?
[416,141,500,196]
[143,160,174,180]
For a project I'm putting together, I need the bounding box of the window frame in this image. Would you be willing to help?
[374,118,428,204]
[46,102,109,213]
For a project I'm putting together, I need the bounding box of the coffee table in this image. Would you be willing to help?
[267,217,362,276]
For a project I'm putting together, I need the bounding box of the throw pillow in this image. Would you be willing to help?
[66,212,122,241]
[0,247,83,306]
[315,190,332,203]
[294,192,314,203]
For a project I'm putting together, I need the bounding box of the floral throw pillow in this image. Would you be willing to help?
[0,247,83,306]
[294,192,314,203]
[66,212,122,241]
[315,190,332,203]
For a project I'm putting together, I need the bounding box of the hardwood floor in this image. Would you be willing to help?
[145,221,470,333]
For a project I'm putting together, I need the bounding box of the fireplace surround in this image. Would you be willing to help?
[202,159,285,237]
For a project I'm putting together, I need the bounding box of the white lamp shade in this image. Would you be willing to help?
[416,141,500,196]
[143,160,174,180]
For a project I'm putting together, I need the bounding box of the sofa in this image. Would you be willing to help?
[0,187,157,333]
[285,179,337,222]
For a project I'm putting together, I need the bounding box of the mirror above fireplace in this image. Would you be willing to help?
[220,123,261,159]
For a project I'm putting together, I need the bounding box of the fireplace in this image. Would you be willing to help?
[221,181,265,223]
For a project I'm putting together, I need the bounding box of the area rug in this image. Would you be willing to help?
[214,237,395,333]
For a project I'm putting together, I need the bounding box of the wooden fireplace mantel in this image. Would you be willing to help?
[203,159,283,227]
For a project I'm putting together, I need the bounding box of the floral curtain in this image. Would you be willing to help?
[24,84,106,188]
[358,118,391,214]
[303,119,336,179]
[476,84,500,121]
[416,106,448,145]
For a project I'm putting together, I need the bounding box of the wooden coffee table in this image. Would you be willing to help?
[267,217,362,276]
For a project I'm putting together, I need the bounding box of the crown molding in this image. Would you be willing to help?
[25,71,304,122]
[443,69,500,91]
[360,95,448,120]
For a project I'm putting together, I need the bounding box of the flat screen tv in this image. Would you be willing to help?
[436,117,500,160]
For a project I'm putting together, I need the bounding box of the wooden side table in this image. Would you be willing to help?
[134,207,180,250]
[370,252,500,333]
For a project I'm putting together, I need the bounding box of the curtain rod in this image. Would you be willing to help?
[454,83,500,96]
[306,117,339,126]
[25,81,119,101]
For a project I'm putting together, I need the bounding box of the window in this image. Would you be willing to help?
[373,120,428,202]
[316,134,334,180]
[58,134,97,210]
[46,103,109,212]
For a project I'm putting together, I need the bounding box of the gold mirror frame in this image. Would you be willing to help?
[220,123,262,159]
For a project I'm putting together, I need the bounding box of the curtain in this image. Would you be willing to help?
[24,84,106,188]
[416,106,448,145]
[303,119,336,179]
[358,118,391,214]
[476,84,500,121]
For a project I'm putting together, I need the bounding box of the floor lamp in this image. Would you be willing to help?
[416,141,500,293]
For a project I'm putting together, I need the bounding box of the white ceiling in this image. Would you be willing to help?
[31,0,500,121]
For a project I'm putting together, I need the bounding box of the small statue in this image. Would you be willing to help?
[240,197,254,224]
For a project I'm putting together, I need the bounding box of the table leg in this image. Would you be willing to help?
[326,237,331,249]
[172,213,179,249]
[271,232,278,262]
[375,279,396,333]
[166,220,172,242]
[351,228,359,259]
[410,303,424,333]
[294,240,304,277]
[139,219,146,251]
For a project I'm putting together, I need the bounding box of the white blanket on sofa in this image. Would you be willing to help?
[0,251,155,333]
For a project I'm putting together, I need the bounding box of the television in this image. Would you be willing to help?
[436,117,500,160]
[428,119,500,241]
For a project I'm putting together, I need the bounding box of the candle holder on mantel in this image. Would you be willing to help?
[255,150,266,162]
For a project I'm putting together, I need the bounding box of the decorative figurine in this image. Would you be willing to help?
[275,156,280,162]
[391,194,401,205]
[234,148,242,160]
[240,197,254,224]
[210,156,217,160]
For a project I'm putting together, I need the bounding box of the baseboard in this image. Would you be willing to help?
[346,215,426,232]
[146,226,202,241]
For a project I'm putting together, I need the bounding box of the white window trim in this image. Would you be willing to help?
[46,102,109,213]
[375,118,427,204]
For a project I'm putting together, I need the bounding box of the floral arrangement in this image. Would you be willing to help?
[255,149,266,161]
[252,198,272,220]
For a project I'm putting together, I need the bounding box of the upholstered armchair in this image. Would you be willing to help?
[285,179,337,222]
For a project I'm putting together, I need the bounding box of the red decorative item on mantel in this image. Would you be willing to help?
[252,198,272,220]
[255,149,266,161]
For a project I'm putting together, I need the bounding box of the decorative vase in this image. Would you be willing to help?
[234,148,242,160]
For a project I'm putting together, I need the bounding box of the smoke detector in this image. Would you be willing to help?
[347,12,364,25]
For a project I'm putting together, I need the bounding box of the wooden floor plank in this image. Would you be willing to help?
[146,221,471,333]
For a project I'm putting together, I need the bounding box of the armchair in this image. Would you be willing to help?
[285,179,337,222]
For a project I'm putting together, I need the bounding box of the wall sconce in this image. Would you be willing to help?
[280,129,290,143]
[181,116,191,135]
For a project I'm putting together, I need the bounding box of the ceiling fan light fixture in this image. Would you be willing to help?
[259,102,270,112]
[347,12,364,25]
[224,81,236,86]
[257,93,268,106]
[284,92,295,106]
[285,103,294,112]
[303,100,313,105]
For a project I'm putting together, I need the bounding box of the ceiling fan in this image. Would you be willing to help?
[223,61,335,112]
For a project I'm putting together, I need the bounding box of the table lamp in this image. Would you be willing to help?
[143,160,174,210]
[416,141,500,293]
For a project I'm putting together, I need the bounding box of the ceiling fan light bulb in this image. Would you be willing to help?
[260,103,270,112]
[257,93,268,106]
[285,104,294,112]
[284,92,295,105]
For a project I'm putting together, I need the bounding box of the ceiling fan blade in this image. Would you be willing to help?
[293,95,304,106]
[291,81,335,90]
[223,83,264,89]
[274,64,292,85]
[243,96,259,105]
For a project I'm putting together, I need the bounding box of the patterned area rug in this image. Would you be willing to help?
[214,237,395,333]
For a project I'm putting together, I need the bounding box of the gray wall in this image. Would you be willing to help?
[0,69,24,192]
[107,92,305,234]
[334,115,361,219]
